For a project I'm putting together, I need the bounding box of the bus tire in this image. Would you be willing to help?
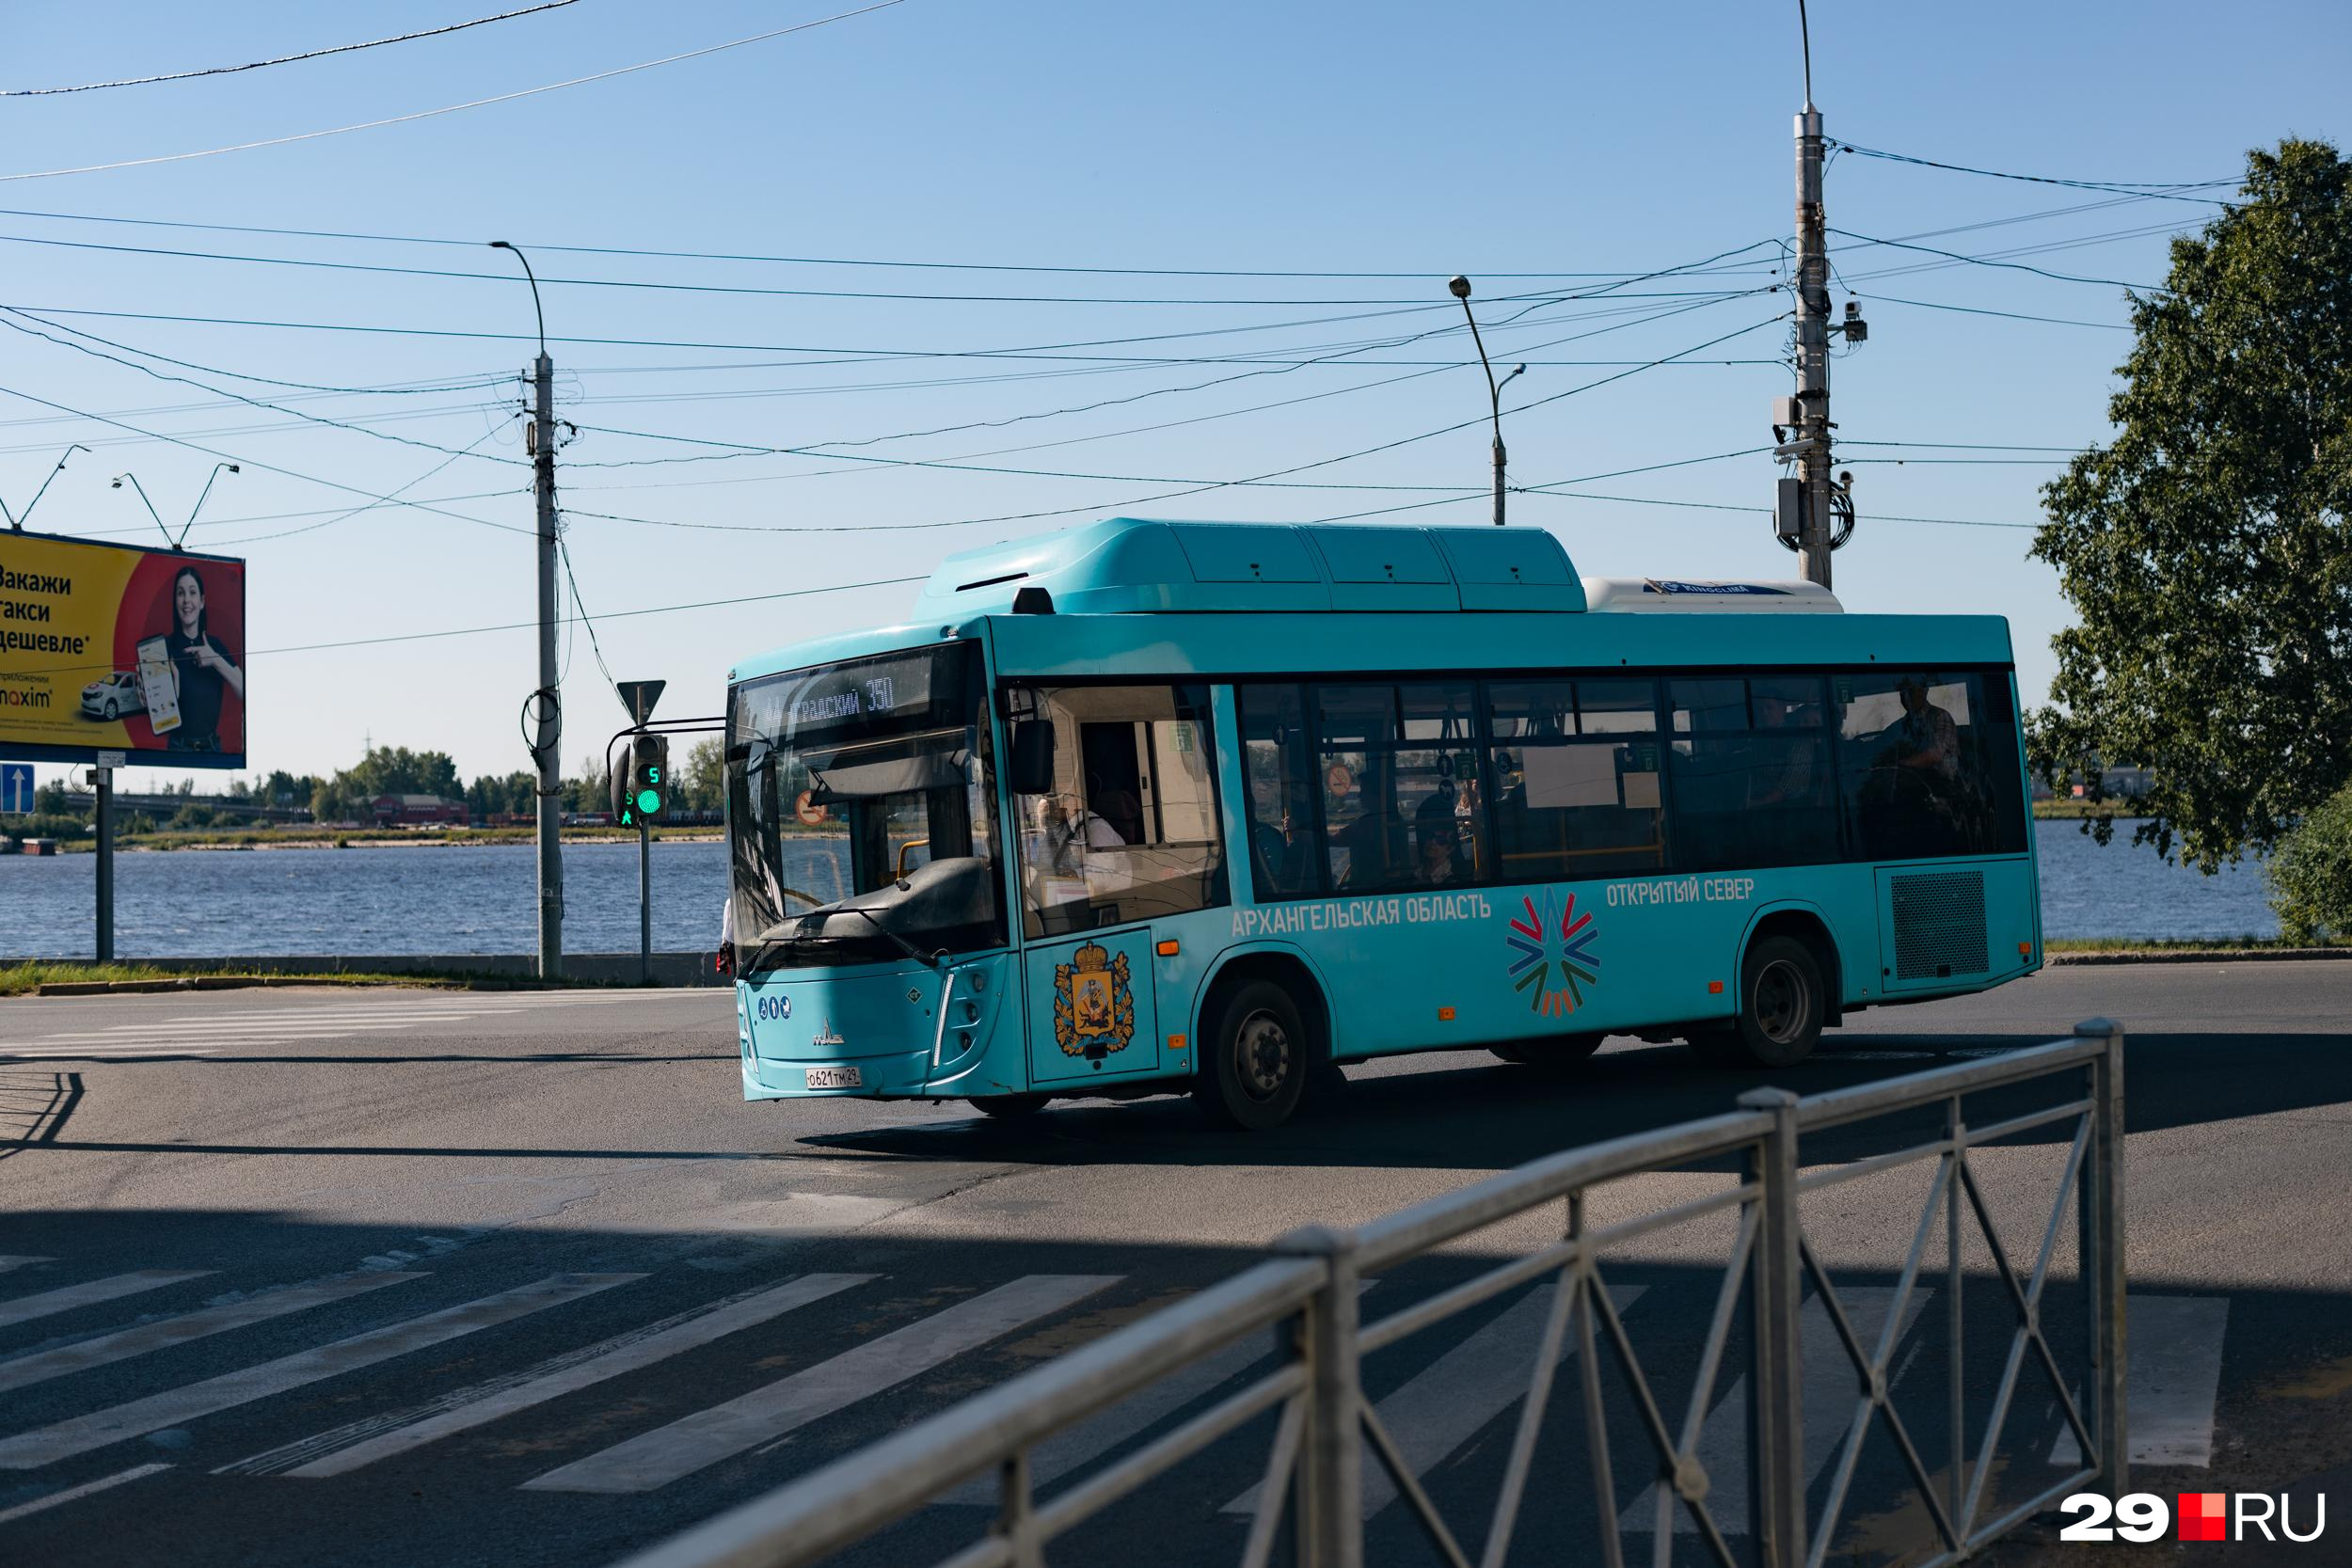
[1196,979,1308,1131]
[1704,934,1826,1069]
[968,1093,1049,1119]
[1492,1033,1605,1072]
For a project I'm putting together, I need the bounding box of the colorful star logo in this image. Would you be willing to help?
[1506,890,1601,1016]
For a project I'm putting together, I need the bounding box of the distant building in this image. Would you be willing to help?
[371,793,469,827]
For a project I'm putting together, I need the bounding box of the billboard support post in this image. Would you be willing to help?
[93,766,113,962]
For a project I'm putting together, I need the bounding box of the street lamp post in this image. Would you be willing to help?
[111,463,238,549]
[1447,277,1526,525]
[3,443,90,531]
[491,239,565,981]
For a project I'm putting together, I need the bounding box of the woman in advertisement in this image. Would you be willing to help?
[162,563,242,752]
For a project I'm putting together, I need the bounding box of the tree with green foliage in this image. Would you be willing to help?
[2029,138,2352,872]
[310,745,464,822]
[2267,782,2352,942]
[679,736,724,814]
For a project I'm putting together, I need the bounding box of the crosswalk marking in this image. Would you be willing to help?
[524,1274,1120,1496]
[0,1273,643,1471]
[0,1271,215,1332]
[23,1026,427,1042]
[2052,1295,2230,1467]
[938,1281,1382,1508]
[3,1049,222,1061]
[0,1462,173,1527]
[1224,1282,1646,1520]
[1621,1286,1931,1534]
[0,1273,425,1397]
[231,1273,875,1479]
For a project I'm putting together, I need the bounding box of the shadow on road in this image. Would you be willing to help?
[804,1027,2352,1176]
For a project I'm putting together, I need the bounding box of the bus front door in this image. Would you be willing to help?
[1024,927,1162,1086]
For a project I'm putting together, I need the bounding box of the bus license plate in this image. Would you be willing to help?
[805,1066,862,1090]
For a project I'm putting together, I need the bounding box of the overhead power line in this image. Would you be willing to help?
[0,380,530,535]
[0,309,524,467]
[0,229,1765,309]
[3,1,585,96]
[0,204,1785,283]
[0,0,912,182]
[1857,293,2131,332]
[253,575,930,657]
[1827,227,2164,292]
[1836,143,2235,205]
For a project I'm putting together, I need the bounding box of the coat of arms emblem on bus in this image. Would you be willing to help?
[1505,891,1601,1016]
[1054,941,1136,1057]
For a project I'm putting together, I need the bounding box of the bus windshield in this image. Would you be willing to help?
[726,642,1005,974]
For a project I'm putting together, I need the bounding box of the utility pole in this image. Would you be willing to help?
[1790,98,1835,589]
[494,240,564,980]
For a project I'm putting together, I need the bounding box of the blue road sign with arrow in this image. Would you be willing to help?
[0,763,32,814]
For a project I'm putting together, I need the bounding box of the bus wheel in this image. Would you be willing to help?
[1497,1032,1605,1073]
[968,1094,1049,1119]
[1196,980,1308,1131]
[1702,936,1825,1069]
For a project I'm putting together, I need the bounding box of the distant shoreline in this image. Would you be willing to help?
[12,830,725,855]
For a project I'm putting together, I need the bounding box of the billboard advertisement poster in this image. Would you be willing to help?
[0,530,247,769]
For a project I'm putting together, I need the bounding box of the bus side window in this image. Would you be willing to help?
[1835,671,2008,861]
[1666,676,1837,871]
[1237,684,1322,898]
[1011,684,1226,937]
[1486,678,1667,881]
[1311,683,1481,893]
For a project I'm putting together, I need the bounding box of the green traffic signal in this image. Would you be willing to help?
[637,788,660,814]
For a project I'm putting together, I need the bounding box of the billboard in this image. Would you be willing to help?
[0,529,246,769]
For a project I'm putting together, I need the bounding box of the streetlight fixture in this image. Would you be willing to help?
[112,462,238,549]
[488,239,548,358]
[1448,277,1526,525]
[3,443,90,532]
[490,237,566,981]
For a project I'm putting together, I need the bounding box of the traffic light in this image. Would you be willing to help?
[613,734,670,828]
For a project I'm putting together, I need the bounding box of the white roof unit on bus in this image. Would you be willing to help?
[1580,578,1843,613]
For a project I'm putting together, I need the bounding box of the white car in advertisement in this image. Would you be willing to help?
[80,670,141,721]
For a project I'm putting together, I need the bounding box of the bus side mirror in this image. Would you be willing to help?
[1008,721,1055,797]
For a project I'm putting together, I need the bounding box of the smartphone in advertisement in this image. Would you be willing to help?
[135,635,182,734]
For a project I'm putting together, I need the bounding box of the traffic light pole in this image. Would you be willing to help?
[638,817,652,985]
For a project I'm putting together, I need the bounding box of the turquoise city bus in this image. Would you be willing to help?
[724,517,2039,1131]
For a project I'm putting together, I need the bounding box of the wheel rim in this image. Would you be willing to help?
[1232,1008,1292,1101]
[1753,959,1811,1046]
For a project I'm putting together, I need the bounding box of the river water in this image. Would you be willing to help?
[0,821,2278,960]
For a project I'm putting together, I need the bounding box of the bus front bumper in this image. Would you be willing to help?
[736,953,1019,1101]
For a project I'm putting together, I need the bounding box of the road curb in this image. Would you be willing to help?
[23,975,575,997]
[2047,947,2352,966]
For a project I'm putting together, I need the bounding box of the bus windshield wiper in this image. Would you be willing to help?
[818,902,945,971]
[748,903,943,973]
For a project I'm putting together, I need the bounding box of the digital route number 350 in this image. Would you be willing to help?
[2061,1491,2328,1544]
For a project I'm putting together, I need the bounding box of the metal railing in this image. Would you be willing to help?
[619,1020,2127,1568]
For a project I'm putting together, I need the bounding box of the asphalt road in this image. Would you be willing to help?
[1,962,2346,1567]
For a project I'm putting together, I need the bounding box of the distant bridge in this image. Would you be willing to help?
[58,790,311,823]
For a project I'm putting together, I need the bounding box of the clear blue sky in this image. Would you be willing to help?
[4,0,2344,793]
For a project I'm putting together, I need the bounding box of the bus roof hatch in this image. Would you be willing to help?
[913,516,1587,618]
